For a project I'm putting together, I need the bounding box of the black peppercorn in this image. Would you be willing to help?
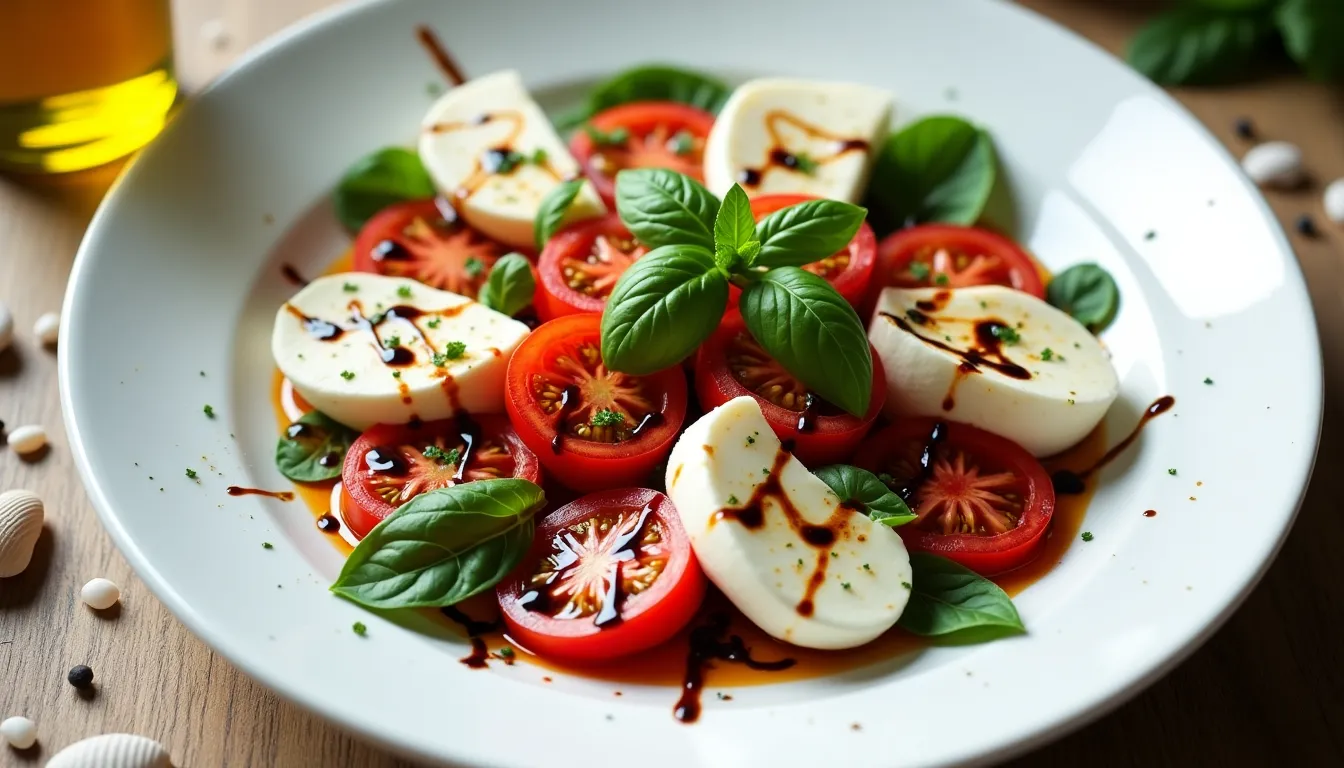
[67,664,94,689]
[1234,118,1255,140]
[1296,214,1318,238]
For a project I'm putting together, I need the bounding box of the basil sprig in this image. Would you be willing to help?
[275,411,357,482]
[866,116,1000,233]
[813,465,916,527]
[478,253,535,317]
[897,553,1025,642]
[599,168,872,415]
[1046,263,1119,333]
[533,178,586,251]
[331,478,546,609]
[332,147,436,233]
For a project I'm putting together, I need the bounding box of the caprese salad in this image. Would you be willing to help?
[270,54,1142,719]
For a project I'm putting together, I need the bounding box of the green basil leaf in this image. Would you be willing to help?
[601,244,728,374]
[1126,7,1276,85]
[1196,0,1272,9]
[739,267,872,417]
[897,553,1025,642]
[1277,0,1344,82]
[274,411,357,482]
[614,168,720,250]
[534,178,585,251]
[866,117,998,232]
[753,199,867,268]
[715,183,756,254]
[332,147,436,233]
[1046,263,1120,333]
[331,478,546,609]
[588,65,731,115]
[813,465,915,528]
[478,253,535,318]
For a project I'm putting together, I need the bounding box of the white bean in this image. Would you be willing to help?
[0,716,37,750]
[1242,141,1304,188]
[81,577,121,610]
[33,311,59,346]
[1324,178,1344,224]
[7,425,47,455]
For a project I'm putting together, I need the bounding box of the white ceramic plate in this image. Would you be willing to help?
[60,0,1322,765]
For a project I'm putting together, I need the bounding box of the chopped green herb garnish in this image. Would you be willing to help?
[397,285,413,298]
[830,551,838,558]
[908,262,930,281]
[979,301,988,309]
[1168,468,1177,475]
[340,370,355,381]
[343,282,358,293]
[934,272,950,286]
[590,408,624,427]
[1081,531,1094,542]
[464,257,485,278]
[745,435,756,446]
[497,646,515,658]
[263,542,274,549]
[797,558,804,566]
[785,542,794,548]
[185,468,198,479]
[384,335,402,348]
[433,341,467,366]
[761,468,770,475]
[583,124,630,146]
[862,563,871,570]
[530,148,549,166]
[841,582,852,590]
[669,130,695,156]
[990,324,1020,345]
[199,370,206,377]
[423,445,461,465]
[792,152,819,175]
[727,495,740,505]
[487,149,527,174]
[1203,377,1213,385]
[352,621,367,636]
[901,581,912,590]
[203,404,215,418]
[1040,348,1054,362]
[392,371,401,379]
[427,317,442,329]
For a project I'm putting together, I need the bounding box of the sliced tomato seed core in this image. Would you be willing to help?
[892,449,1024,536]
[727,333,809,411]
[801,250,851,280]
[530,508,667,619]
[560,235,645,298]
[898,246,1004,287]
[380,216,502,297]
[591,123,704,178]
[366,438,513,505]
[531,342,657,444]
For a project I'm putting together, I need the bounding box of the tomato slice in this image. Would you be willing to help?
[351,199,512,299]
[505,314,687,492]
[867,224,1045,313]
[340,415,542,539]
[570,101,715,206]
[852,419,1054,576]
[536,214,648,320]
[736,194,877,307]
[496,488,705,661]
[695,316,885,467]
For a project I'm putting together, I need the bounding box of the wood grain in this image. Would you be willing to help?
[1,1,1340,765]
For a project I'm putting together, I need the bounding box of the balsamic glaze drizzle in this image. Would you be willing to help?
[674,614,796,723]
[1051,396,1176,495]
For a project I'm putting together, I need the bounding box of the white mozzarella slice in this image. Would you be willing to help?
[272,273,528,430]
[703,78,892,204]
[665,396,911,650]
[868,285,1119,457]
[418,70,605,249]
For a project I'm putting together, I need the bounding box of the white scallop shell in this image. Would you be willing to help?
[0,489,44,578]
[47,734,170,768]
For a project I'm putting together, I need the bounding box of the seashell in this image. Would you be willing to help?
[33,311,60,346]
[81,577,121,610]
[7,424,47,455]
[1324,178,1344,224]
[47,733,170,768]
[0,490,44,578]
[0,715,37,749]
[1242,141,1303,189]
[0,301,12,354]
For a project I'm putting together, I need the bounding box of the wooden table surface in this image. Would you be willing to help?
[2,1,1341,765]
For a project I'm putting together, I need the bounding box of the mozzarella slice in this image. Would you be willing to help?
[868,285,1119,457]
[418,70,605,249]
[665,396,911,650]
[703,78,892,204]
[272,273,528,430]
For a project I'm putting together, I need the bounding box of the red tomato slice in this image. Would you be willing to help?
[852,419,1054,576]
[505,314,687,492]
[340,415,541,540]
[496,488,706,662]
[351,199,512,299]
[867,224,1045,313]
[536,214,648,320]
[735,194,877,308]
[570,101,715,206]
[695,316,885,466]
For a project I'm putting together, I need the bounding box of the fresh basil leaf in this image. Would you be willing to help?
[1046,263,1119,333]
[1196,0,1272,9]
[601,244,728,374]
[478,253,535,317]
[331,478,546,609]
[1126,7,1275,85]
[1277,0,1344,82]
[813,465,916,528]
[333,147,436,233]
[739,267,872,417]
[534,178,586,252]
[867,117,998,232]
[588,65,731,115]
[275,411,357,482]
[614,168,720,250]
[753,199,867,268]
[738,239,761,264]
[715,183,756,254]
[898,553,1025,642]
